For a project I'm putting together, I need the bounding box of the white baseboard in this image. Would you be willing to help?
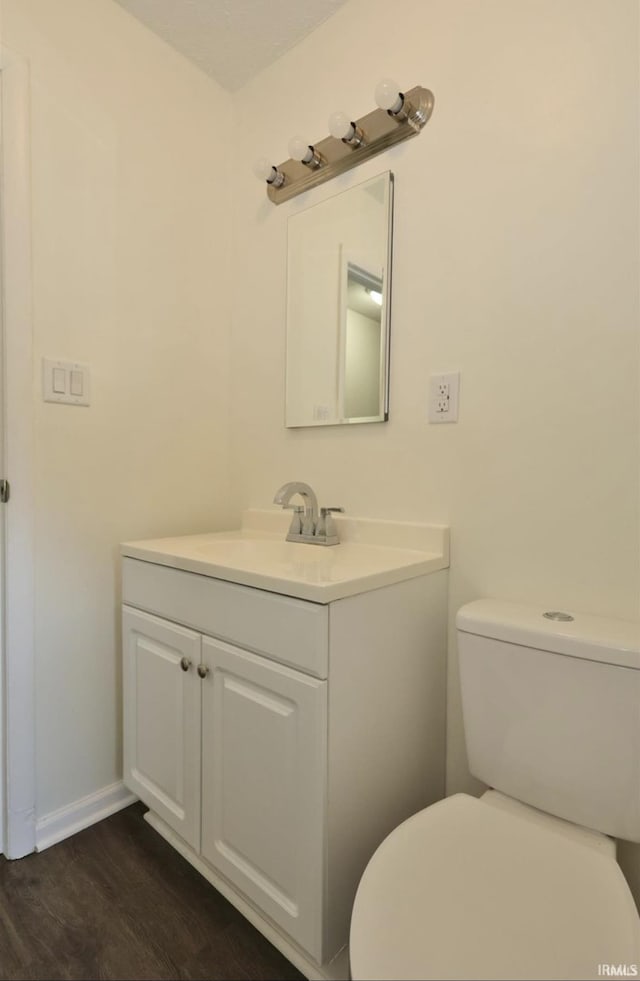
[35,781,137,852]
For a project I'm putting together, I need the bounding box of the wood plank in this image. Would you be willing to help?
[0,803,303,980]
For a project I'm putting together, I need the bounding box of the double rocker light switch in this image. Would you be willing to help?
[43,358,91,406]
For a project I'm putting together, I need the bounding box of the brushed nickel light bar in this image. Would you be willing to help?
[253,79,435,205]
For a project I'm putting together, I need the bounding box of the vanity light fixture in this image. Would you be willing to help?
[254,80,434,204]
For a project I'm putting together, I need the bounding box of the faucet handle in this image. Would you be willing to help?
[319,507,345,541]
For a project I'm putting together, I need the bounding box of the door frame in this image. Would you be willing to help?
[0,44,36,859]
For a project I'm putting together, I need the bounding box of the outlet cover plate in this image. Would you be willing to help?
[428,371,460,423]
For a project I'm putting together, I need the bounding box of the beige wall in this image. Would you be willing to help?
[2,0,234,817]
[229,0,640,891]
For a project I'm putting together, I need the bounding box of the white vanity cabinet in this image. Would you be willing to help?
[122,560,328,960]
[122,542,448,980]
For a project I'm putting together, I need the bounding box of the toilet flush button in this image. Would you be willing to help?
[543,611,575,622]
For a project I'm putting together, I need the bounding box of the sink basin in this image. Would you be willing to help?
[121,511,449,603]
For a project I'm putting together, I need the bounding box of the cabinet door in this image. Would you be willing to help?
[200,637,327,961]
[123,606,201,851]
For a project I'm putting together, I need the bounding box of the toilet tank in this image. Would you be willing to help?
[456,600,640,843]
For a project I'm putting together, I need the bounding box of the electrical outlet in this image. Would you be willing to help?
[429,372,460,423]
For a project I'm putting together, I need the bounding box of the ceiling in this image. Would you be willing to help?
[114,0,349,92]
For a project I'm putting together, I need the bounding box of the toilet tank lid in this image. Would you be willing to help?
[457,599,640,670]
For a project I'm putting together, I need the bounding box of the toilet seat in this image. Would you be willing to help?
[350,794,640,981]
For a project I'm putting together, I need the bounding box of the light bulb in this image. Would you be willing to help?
[368,289,383,306]
[328,111,355,142]
[375,78,404,114]
[252,157,284,188]
[252,157,275,181]
[288,135,314,164]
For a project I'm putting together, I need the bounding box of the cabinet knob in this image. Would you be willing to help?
[180,656,192,672]
[197,663,209,679]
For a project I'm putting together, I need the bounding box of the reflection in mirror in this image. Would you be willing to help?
[342,262,383,420]
[285,172,393,427]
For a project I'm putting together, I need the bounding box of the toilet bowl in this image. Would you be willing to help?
[350,599,640,980]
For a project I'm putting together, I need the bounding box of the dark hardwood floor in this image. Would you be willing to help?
[0,803,304,981]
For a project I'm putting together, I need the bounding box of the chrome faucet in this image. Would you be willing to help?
[273,481,344,545]
[273,481,318,532]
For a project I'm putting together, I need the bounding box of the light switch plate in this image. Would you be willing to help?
[43,358,91,406]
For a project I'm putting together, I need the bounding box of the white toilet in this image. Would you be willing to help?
[350,599,640,980]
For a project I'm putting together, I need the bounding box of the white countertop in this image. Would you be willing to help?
[121,510,449,603]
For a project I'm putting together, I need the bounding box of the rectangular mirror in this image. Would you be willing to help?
[285,172,394,427]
